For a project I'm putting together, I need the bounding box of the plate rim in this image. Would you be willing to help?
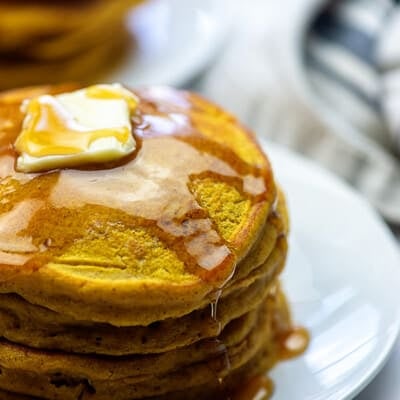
[262,139,400,400]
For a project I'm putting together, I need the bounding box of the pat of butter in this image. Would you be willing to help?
[14,84,138,173]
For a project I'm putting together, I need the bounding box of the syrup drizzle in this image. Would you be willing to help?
[210,289,222,322]
[207,288,232,386]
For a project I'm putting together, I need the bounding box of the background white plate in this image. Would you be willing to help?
[264,141,400,400]
[108,0,230,87]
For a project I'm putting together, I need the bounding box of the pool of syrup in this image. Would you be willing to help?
[230,376,274,400]
[226,327,309,400]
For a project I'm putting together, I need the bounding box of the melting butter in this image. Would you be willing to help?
[14,84,138,172]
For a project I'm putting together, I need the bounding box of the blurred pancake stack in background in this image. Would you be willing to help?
[0,0,142,89]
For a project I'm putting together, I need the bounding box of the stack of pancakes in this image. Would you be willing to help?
[0,85,300,399]
[0,0,141,90]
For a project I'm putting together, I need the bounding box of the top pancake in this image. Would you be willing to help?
[0,85,276,325]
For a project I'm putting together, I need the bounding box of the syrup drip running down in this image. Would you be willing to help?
[210,289,222,322]
[207,289,232,386]
[216,340,232,386]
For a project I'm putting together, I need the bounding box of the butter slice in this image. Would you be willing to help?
[15,84,138,173]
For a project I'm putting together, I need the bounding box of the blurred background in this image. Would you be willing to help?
[0,0,398,234]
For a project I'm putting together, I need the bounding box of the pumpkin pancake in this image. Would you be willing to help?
[0,290,280,400]
[0,301,265,386]
[0,197,287,355]
[0,86,276,325]
[0,246,286,356]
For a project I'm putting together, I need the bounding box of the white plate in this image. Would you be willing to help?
[263,141,400,400]
[107,0,230,87]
